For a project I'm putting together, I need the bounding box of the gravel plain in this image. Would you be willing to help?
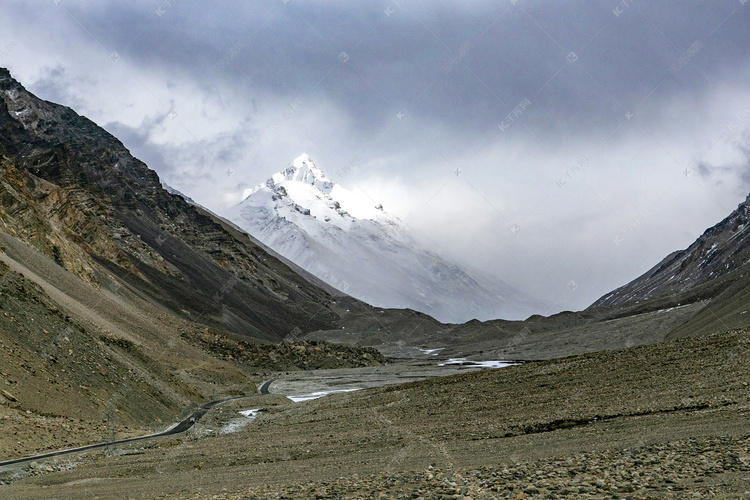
[2,328,749,499]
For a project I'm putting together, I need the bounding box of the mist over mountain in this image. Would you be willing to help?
[224,154,545,323]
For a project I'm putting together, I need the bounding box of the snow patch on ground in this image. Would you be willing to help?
[655,303,691,314]
[419,348,445,356]
[287,388,362,403]
[220,408,262,434]
[438,359,518,369]
[239,408,262,418]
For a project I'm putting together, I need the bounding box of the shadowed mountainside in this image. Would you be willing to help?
[0,67,341,341]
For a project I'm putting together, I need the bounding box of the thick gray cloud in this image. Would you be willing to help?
[1,0,749,313]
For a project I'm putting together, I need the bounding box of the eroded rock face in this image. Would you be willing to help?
[0,153,176,286]
[0,68,338,340]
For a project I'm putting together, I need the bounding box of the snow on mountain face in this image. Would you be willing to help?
[224,154,544,323]
[271,153,334,193]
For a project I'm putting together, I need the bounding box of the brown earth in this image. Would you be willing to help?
[0,237,383,464]
[2,327,748,498]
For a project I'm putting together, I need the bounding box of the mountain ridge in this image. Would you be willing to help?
[591,194,750,309]
[0,67,340,341]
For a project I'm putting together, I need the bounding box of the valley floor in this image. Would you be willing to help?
[2,328,749,498]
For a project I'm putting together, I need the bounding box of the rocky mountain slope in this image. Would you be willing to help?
[225,154,544,323]
[591,194,750,309]
[0,240,222,458]
[0,67,390,461]
[0,225,384,461]
[0,67,340,341]
[576,192,750,341]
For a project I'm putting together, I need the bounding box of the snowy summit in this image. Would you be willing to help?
[225,154,544,323]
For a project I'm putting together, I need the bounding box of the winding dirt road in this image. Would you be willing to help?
[0,396,249,468]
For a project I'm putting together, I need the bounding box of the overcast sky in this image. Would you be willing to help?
[1,1,749,314]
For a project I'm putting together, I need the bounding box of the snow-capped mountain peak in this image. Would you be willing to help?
[248,154,394,225]
[224,155,545,323]
[269,153,335,194]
